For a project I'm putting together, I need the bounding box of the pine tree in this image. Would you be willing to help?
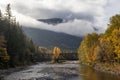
[5,4,12,20]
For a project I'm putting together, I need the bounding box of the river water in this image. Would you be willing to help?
[3,61,120,80]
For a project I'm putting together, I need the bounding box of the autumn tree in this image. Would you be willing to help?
[0,35,10,68]
[110,29,120,63]
[78,14,120,65]
[98,35,115,62]
[78,33,99,65]
[105,14,120,34]
[52,46,61,63]
[98,14,120,63]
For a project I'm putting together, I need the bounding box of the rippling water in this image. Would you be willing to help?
[3,61,120,80]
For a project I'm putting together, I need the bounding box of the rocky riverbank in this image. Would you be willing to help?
[94,62,120,75]
[0,67,26,80]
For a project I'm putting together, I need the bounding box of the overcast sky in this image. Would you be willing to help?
[0,0,120,36]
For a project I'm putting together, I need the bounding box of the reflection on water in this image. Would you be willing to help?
[79,65,120,80]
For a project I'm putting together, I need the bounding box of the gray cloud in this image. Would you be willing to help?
[1,0,119,36]
[13,4,96,23]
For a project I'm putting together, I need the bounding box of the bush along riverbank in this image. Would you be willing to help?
[78,14,120,76]
[78,61,120,76]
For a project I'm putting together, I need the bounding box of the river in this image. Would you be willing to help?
[3,61,120,80]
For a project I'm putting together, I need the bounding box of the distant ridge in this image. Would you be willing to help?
[22,27,83,50]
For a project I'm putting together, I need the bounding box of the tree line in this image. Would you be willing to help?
[78,14,120,66]
[0,4,49,68]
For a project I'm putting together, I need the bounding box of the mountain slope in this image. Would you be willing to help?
[22,27,83,50]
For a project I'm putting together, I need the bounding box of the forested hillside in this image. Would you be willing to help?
[78,14,120,66]
[23,27,82,50]
[0,4,44,68]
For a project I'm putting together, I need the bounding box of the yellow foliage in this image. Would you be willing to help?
[78,33,99,65]
[79,14,120,64]
[0,48,10,62]
[53,47,61,58]
[52,46,61,63]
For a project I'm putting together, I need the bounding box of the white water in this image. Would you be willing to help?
[4,61,79,80]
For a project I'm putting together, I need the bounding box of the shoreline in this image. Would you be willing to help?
[0,66,28,80]
[0,62,40,78]
[94,62,120,76]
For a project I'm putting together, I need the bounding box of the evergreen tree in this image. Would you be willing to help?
[0,4,49,68]
[5,4,12,20]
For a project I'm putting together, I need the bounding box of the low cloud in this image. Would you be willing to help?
[13,11,102,37]
[1,0,119,36]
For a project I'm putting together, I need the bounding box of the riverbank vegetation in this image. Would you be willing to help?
[78,14,120,75]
